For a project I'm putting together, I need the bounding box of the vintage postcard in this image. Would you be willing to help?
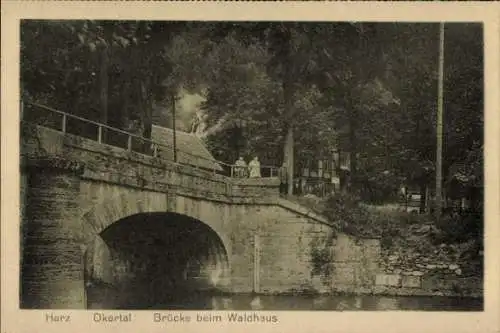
[1,1,499,333]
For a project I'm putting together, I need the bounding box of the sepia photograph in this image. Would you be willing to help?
[3,2,500,333]
[18,19,485,312]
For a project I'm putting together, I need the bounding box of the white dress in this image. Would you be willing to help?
[248,160,261,178]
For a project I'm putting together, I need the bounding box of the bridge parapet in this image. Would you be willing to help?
[22,101,281,177]
[21,123,280,204]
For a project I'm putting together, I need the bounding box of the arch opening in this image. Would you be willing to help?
[84,212,230,309]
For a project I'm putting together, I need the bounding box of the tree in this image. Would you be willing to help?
[373,23,483,207]
[21,20,100,114]
[312,23,397,193]
[22,20,193,146]
[202,22,330,193]
[199,31,284,164]
[265,23,325,194]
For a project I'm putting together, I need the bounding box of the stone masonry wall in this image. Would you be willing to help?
[372,271,482,298]
[230,201,337,293]
[227,199,384,295]
[329,234,381,294]
[20,159,87,309]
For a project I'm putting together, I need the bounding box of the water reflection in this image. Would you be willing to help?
[86,284,482,311]
[250,296,263,310]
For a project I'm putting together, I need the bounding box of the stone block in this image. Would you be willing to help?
[333,234,362,262]
[332,265,356,285]
[421,275,458,291]
[375,273,402,287]
[402,275,422,288]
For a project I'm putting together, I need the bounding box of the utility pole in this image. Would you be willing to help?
[172,93,178,163]
[435,22,445,221]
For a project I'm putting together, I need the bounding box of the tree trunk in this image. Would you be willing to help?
[171,93,177,162]
[284,125,294,195]
[419,181,427,213]
[281,26,295,196]
[425,185,431,214]
[348,96,358,193]
[99,44,109,143]
[121,46,133,130]
[349,23,365,194]
[121,81,131,129]
[141,81,153,140]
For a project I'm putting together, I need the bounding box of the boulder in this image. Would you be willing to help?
[388,255,399,262]
[414,225,431,234]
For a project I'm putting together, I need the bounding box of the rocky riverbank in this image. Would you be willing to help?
[286,194,483,298]
[380,223,482,277]
[376,220,483,297]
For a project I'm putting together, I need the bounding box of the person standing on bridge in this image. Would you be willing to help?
[248,156,261,178]
[234,157,248,178]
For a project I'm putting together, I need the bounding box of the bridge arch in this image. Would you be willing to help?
[81,192,231,252]
[81,193,232,309]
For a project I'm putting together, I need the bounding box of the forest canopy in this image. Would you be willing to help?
[21,21,483,201]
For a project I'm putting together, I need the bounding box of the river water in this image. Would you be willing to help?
[86,286,482,311]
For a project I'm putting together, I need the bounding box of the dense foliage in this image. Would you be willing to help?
[21,21,483,201]
[322,191,482,254]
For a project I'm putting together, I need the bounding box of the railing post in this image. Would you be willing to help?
[97,125,102,143]
[61,113,67,133]
[230,165,234,178]
[153,144,158,158]
[127,135,132,152]
[270,167,274,178]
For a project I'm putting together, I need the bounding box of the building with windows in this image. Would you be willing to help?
[295,151,351,197]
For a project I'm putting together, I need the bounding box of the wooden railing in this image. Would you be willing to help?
[21,101,281,179]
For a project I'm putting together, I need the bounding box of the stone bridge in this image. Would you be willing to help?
[20,120,381,309]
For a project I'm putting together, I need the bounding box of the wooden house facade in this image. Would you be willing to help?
[294,151,351,197]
